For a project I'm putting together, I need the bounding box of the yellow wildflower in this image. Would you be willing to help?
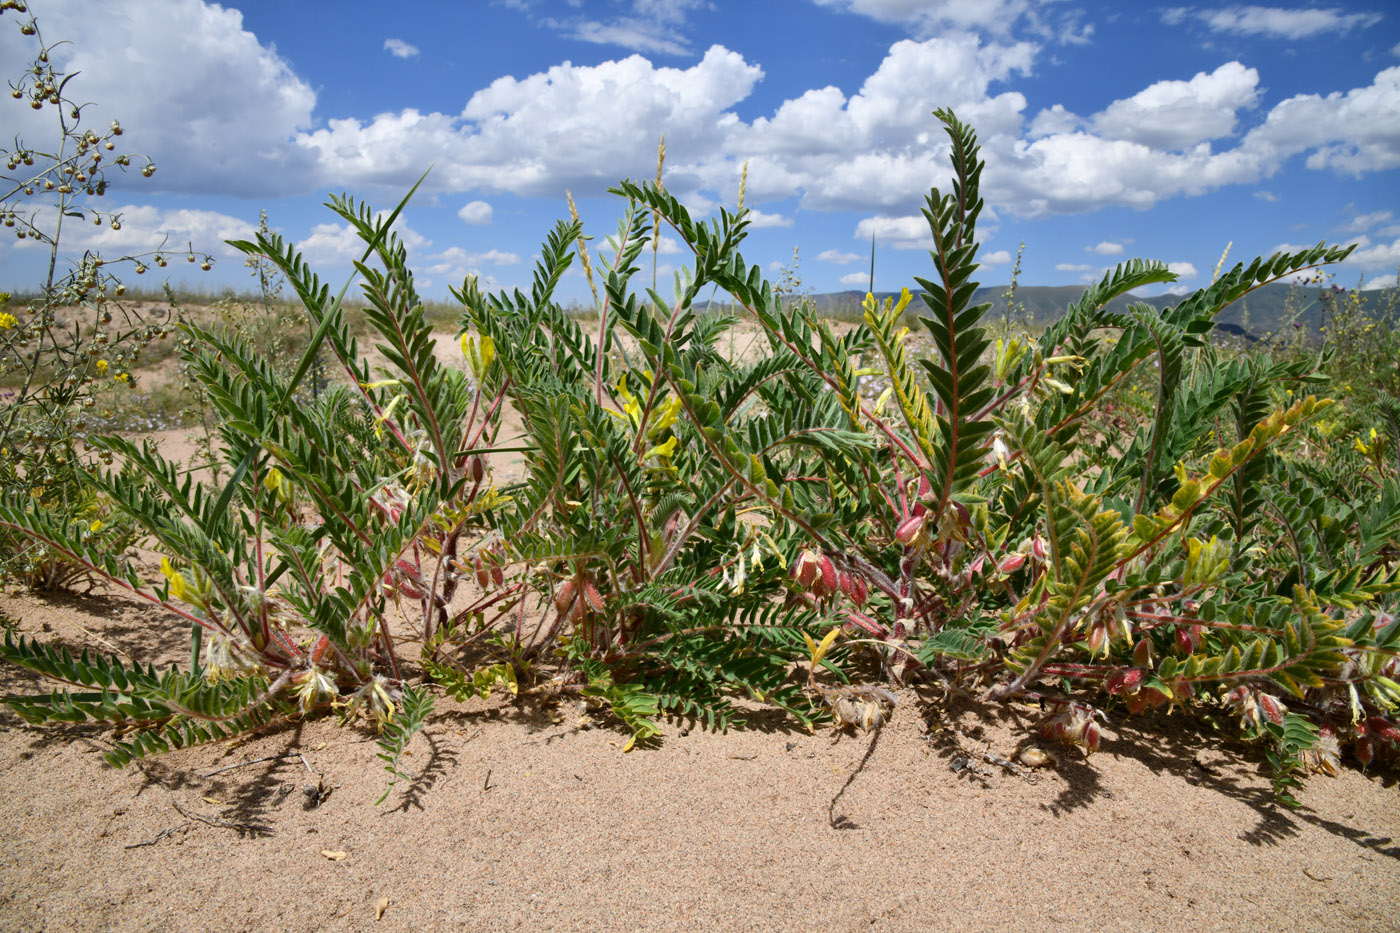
[0,311,16,330]
[94,359,108,375]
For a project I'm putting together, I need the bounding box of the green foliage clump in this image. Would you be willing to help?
[1,96,1396,805]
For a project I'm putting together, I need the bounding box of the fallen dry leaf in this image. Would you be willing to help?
[321,849,348,861]
[375,897,389,921]
[200,796,223,806]
[314,742,327,751]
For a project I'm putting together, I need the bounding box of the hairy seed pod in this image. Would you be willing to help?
[819,556,837,595]
[850,574,868,607]
[584,581,605,613]
[554,579,577,616]
[474,556,489,589]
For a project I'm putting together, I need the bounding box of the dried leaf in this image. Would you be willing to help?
[200,796,223,806]
[321,849,348,861]
[375,897,389,921]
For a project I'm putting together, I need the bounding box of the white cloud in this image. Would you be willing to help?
[296,214,430,267]
[1345,235,1400,270]
[1055,262,1092,271]
[1253,190,1279,202]
[745,209,794,228]
[812,0,1031,37]
[1163,284,1192,296]
[1089,63,1259,150]
[982,249,1013,265]
[855,214,933,250]
[1029,104,1078,138]
[423,246,521,278]
[1180,5,1384,40]
[299,46,763,198]
[531,0,710,55]
[1240,67,1400,175]
[384,38,420,58]
[9,204,256,259]
[817,249,863,264]
[1360,272,1395,290]
[1087,241,1125,255]
[1338,209,1394,234]
[0,0,317,197]
[840,271,871,286]
[457,200,494,225]
[1167,261,1199,279]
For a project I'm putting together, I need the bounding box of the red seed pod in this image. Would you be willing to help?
[1083,721,1102,755]
[1258,693,1286,726]
[474,556,489,589]
[819,556,838,595]
[1355,736,1374,768]
[1368,716,1400,744]
[916,473,932,501]
[792,550,821,588]
[491,564,504,586]
[470,455,486,484]
[998,553,1026,573]
[1031,535,1047,561]
[894,514,925,546]
[1105,668,1144,696]
[554,579,577,616]
[310,635,330,664]
[850,574,868,607]
[1132,638,1153,668]
[838,571,853,597]
[584,580,605,613]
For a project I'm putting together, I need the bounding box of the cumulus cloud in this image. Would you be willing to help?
[982,249,1013,265]
[1055,262,1092,271]
[296,214,430,267]
[1088,63,1259,150]
[1170,5,1384,40]
[1253,190,1279,202]
[9,204,256,259]
[1167,261,1199,278]
[457,201,494,225]
[1239,67,1400,174]
[6,0,1395,234]
[856,215,933,250]
[384,38,420,58]
[298,46,763,198]
[745,209,794,228]
[1087,241,1125,255]
[423,246,521,279]
[0,0,317,197]
[817,249,863,264]
[1361,272,1396,290]
[840,271,871,286]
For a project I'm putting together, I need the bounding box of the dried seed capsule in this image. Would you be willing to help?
[553,579,576,616]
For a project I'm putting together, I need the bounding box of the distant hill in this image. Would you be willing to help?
[789,281,1340,340]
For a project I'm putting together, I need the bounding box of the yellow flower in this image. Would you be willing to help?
[89,519,104,533]
[114,372,129,384]
[94,359,108,374]
[0,311,16,330]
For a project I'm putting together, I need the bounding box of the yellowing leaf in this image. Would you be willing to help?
[375,898,389,922]
[623,735,636,753]
[321,850,348,861]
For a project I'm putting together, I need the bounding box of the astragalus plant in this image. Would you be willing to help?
[2,188,507,787]
[463,109,1398,793]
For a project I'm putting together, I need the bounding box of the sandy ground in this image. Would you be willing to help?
[0,585,1397,932]
[2,319,1398,931]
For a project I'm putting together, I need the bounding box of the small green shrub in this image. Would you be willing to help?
[2,102,1396,804]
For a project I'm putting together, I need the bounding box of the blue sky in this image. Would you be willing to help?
[2,0,1398,303]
